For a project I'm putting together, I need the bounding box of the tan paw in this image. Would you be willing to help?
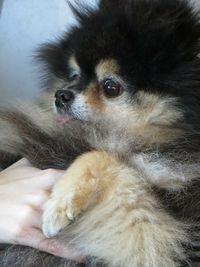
[42,194,75,238]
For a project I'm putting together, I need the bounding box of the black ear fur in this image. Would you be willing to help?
[36,41,69,79]
[67,0,94,23]
[99,0,118,9]
[67,0,86,22]
[126,0,200,57]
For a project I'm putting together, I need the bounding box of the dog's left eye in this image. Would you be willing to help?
[102,79,122,98]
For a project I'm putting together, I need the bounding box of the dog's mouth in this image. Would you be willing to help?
[54,100,75,124]
[55,106,77,124]
[56,112,73,124]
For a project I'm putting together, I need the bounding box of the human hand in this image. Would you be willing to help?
[0,158,83,262]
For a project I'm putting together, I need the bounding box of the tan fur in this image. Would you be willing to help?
[134,91,183,125]
[129,91,183,144]
[83,82,105,111]
[43,151,118,234]
[95,59,120,80]
[131,123,183,146]
[101,90,183,145]
[43,151,188,267]
[68,56,81,74]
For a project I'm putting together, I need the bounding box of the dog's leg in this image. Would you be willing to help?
[43,151,188,267]
[42,151,117,237]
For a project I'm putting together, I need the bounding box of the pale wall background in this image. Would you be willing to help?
[0,0,199,103]
[0,0,98,103]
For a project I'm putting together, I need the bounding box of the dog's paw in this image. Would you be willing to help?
[42,195,75,238]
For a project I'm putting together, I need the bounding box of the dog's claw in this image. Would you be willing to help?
[42,198,71,238]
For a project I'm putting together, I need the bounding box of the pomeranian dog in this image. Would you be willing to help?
[0,0,200,266]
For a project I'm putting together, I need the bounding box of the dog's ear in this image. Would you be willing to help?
[67,0,85,22]
[36,41,69,78]
[67,0,95,22]
[99,0,120,9]
[99,0,111,7]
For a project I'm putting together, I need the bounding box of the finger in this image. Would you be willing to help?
[6,158,32,170]
[0,201,42,230]
[24,191,50,209]
[19,169,65,191]
[40,170,65,191]
[26,209,43,229]
[0,164,41,184]
[25,192,50,229]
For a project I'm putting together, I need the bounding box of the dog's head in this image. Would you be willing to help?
[38,0,200,146]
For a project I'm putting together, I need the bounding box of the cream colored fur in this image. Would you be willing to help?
[43,151,188,267]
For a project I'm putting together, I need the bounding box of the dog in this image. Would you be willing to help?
[0,0,200,266]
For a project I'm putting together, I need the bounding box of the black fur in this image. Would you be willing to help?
[38,0,200,145]
[0,0,200,266]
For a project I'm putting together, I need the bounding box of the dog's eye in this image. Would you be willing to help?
[69,71,80,81]
[102,79,122,98]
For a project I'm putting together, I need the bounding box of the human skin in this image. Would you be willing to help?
[0,158,83,262]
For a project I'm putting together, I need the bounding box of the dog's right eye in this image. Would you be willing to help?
[71,74,79,80]
[102,79,123,98]
[69,70,80,81]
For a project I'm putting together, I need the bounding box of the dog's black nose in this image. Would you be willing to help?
[55,90,75,106]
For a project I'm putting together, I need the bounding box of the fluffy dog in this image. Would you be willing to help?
[0,0,200,266]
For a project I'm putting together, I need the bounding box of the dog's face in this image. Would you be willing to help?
[39,0,200,145]
[54,55,182,138]
[54,57,127,123]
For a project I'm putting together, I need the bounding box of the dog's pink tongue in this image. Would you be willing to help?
[56,114,72,124]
